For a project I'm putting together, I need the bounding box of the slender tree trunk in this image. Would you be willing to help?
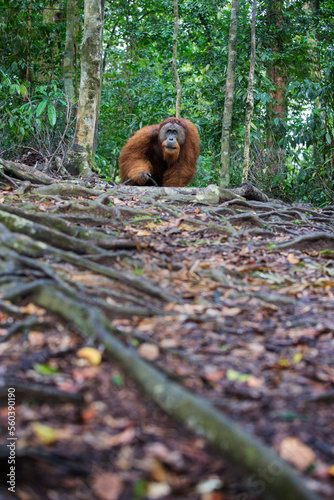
[305,1,322,169]
[65,0,105,176]
[26,0,32,82]
[219,0,240,188]
[172,0,182,118]
[74,42,78,100]
[63,0,76,103]
[242,0,257,183]
[266,0,286,175]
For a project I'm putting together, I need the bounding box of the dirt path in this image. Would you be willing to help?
[0,166,333,500]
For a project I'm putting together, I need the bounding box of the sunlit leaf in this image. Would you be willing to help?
[77,347,102,366]
[34,363,60,375]
[32,423,58,445]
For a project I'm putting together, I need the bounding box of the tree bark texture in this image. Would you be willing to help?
[266,0,286,175]
[172,0,182,118]
[26,0,32,82]
[242,0,257,183]
[267,1,286,121]
[63,0,76,103]
[66,0,104,176]
[220,0,240,188]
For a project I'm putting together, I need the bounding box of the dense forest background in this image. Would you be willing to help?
[1,0,334,205]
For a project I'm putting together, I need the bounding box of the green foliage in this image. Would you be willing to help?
[1,0,334,204]
[0,74,73,155]
[190,154,220,187]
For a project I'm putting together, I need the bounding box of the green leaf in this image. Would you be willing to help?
[133,268,144,275]
[9,84,20,95]
[20,84,28,97]
[48,103,57,126]
[220,344,229,351]
[112,374,124,386]
[226,369,251,383]
[33,363,60,375]
[133,479,147,498]
[36,100,48,117]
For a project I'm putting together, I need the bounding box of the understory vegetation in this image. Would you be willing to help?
[1,0,334,205]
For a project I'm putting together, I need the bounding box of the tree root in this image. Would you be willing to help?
[0,158,55,185]
[32,284,322,500]
[272,232,334,252]
[0,379,84,404]
[0,232,178,303]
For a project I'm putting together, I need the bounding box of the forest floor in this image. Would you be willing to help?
[0,161,334,500]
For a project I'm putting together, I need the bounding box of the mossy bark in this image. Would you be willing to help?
[66,0,104,176]
[242,0,257,183]
[63,0,76,103]
[220,0,240,188]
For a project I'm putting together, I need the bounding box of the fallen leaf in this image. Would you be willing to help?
[145,442,182,466]
[247,376,264,388]
[293,352,303,363]
[204,370,225,382]
[196,477,223,493]
[81,406,97,423]
[138,343,160,360]
[287,253,300,264]
[279,437,316,471]
[226,369,251,383]
[32,423,58,445]
[103,415,132,429]
[160,338,178,348]
[83,427,136,449]
[136,230,151,236]
[221,307,241,316]
[103,427,136,447]
[34,363,60,375]
[288,328,319,340]
[77,347,102,366]
[92,472,123,500]
[112,198,123,205]
[328,464,334,477]
[28,331,46,346]
[21,304,46,315]
[278,358,290,368]
[146,482,171,499]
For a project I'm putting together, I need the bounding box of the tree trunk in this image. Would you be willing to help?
[65,0,105,176]
[266,0,286,175]
[304,1,323,169]
[219,0,240,188]
[242,0,257,183]
[172,0,182,118]
[63,0,76,103]
[26,0,32,82]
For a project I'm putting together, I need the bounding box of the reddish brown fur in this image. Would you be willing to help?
[119,117,200,187]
